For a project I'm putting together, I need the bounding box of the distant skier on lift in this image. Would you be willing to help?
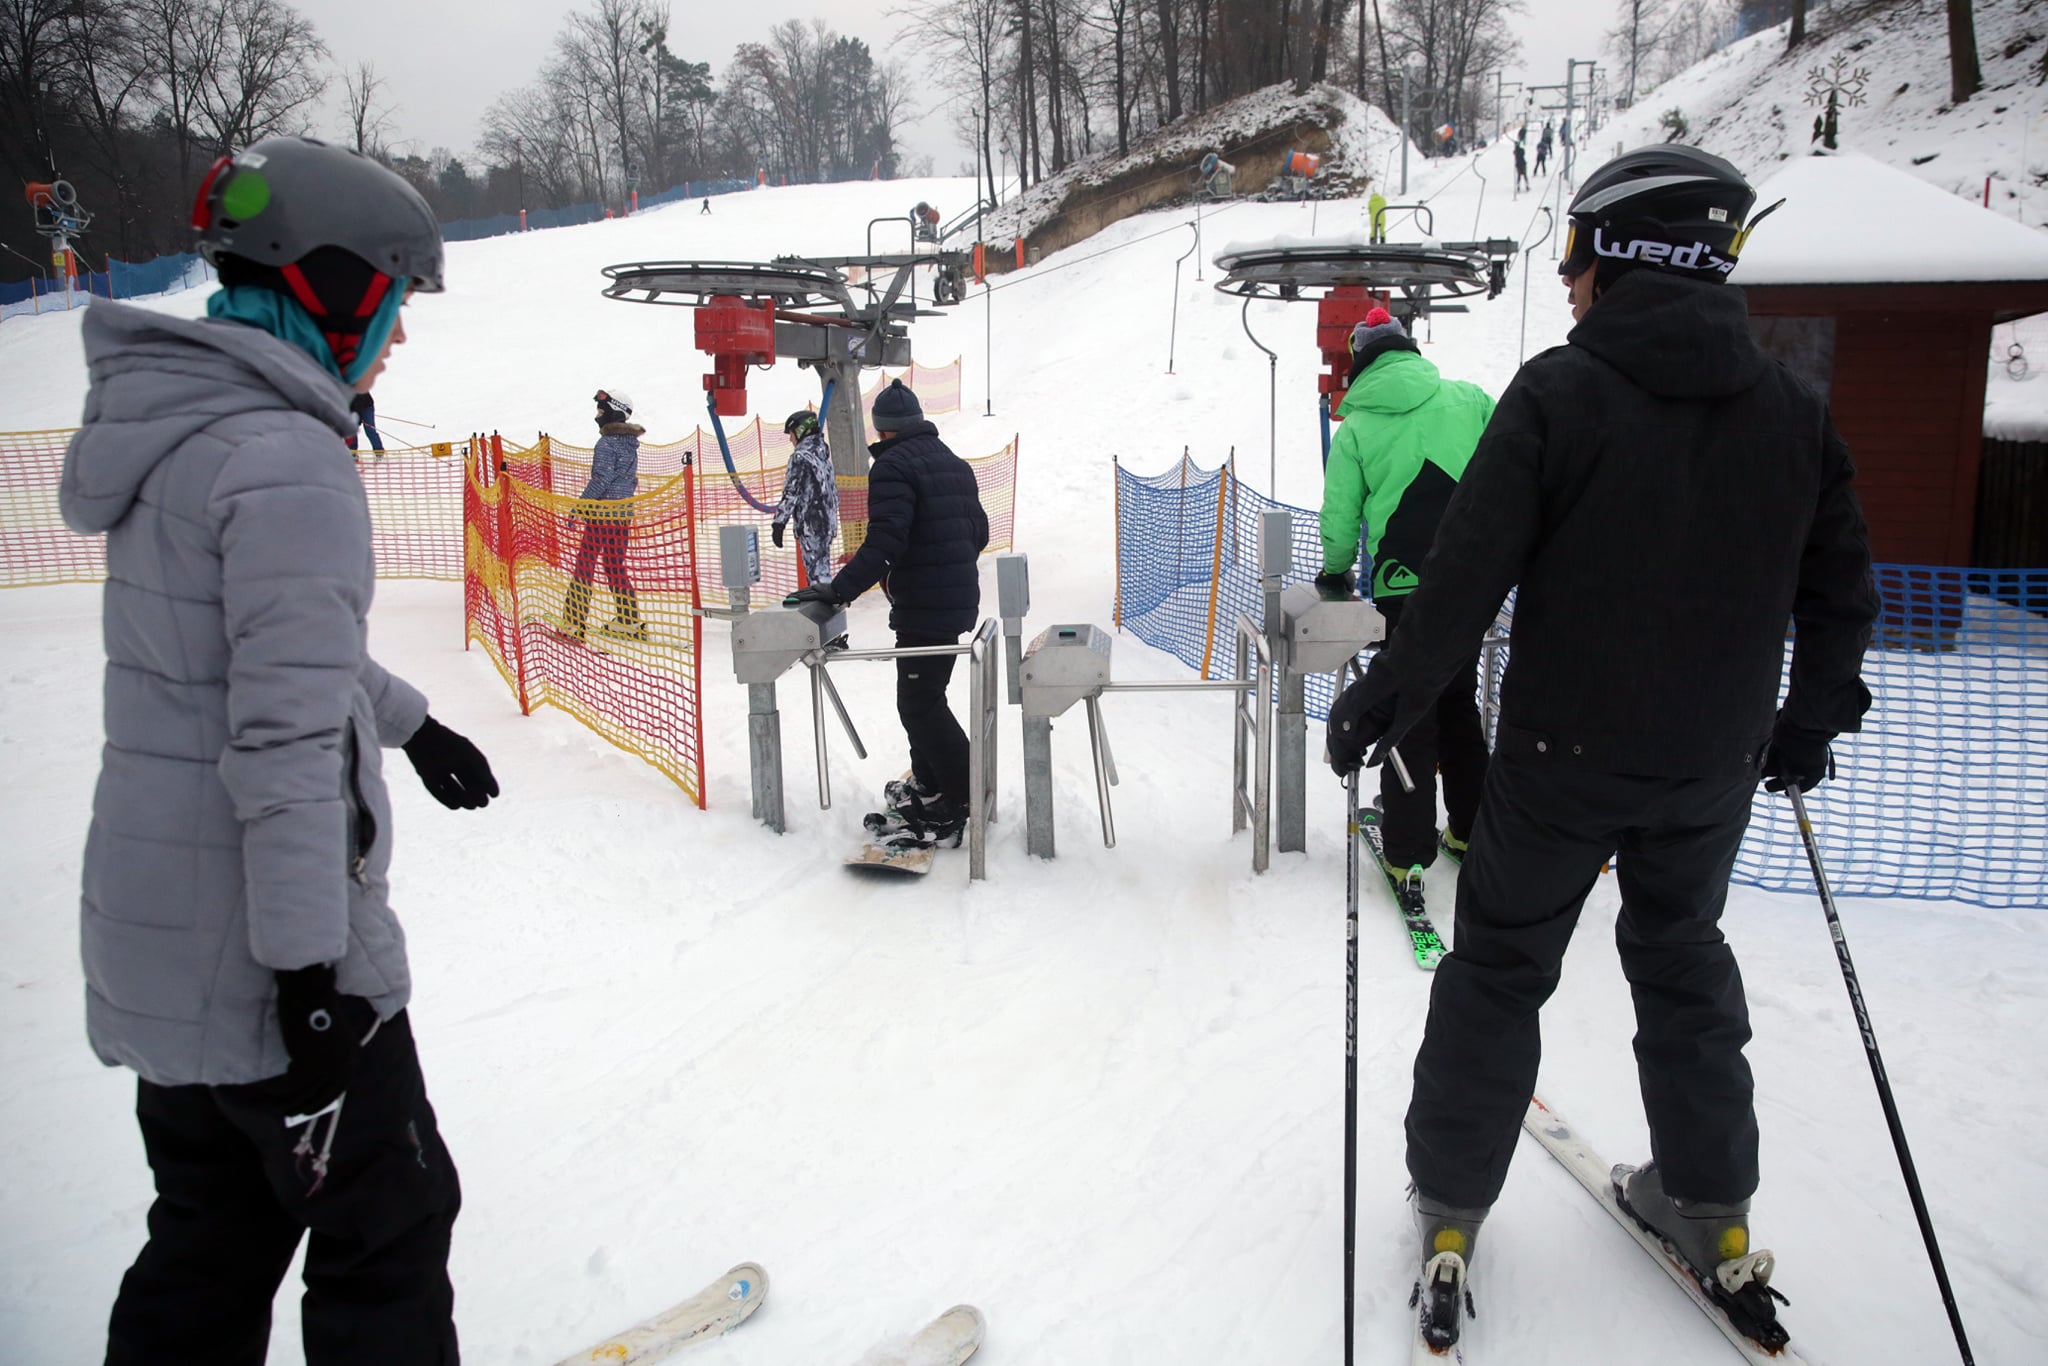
[1327,144,1872,1358]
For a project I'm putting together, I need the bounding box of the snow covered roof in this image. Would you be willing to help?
[1732,151,2048,287]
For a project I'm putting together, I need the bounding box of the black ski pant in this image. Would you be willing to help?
[1376,595,1490,869]
[106,1011,461,1366]
[897,629,970,805]
[1405,756,1760,1211]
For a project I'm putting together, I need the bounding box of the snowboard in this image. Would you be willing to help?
[845,839,937,875]
[552,1261,767,1365]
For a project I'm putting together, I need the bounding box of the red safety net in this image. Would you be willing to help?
[465,437,705,805]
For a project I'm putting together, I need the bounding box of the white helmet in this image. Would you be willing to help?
[594,388,634,419]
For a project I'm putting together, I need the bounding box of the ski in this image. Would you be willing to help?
[1409,1249,1472,1363]
[850,1303,985,1365]
[1523,1098,1808,1364]
[1358,806,1449,970]
[552,1261,767,1365]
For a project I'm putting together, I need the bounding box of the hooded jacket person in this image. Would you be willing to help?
[793,380,988,844]
[1319,309,1496,878]
[62,136,495,1366]
[774,409,841,592]
[1330,146,1875,1356]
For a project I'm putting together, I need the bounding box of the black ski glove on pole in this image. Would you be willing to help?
[1327,653,1429,777]
[1762,715,1836,794]
[784,585,840,608]
[771,521,787,548]
[271,963,378,1118]
[403,714,500,809]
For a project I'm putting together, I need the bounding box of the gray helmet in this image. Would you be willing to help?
[192,136,445,292]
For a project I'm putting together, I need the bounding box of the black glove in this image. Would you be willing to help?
[1762,715,1835,794]
[1313,569,1357,599]
[771,521,786,548]
[784,585,840,608]
[1326,653,1430,778]
[271,964,378,1118]
[403,714,500,810]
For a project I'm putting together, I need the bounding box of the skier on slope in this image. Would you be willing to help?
[61,135,498,1364]
[1316,307,1495,916]
[786,380,989,848]
[1535,124,1553,175]
[560,388,646,642]
[346,390,385,455]
[773,408,846,649]
[1512,139,1530,193]
[1326,145,1876,1352]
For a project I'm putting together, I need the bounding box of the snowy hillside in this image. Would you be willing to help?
[1603,0,2048,228]
[3,155,2045,1366]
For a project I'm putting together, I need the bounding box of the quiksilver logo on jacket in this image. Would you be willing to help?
[1593,227,1735,275]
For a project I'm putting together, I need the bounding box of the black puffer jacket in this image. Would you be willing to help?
[829,418,989,637]
[1367,268,1878,778]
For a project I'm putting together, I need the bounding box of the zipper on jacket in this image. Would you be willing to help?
[345,726,376,886]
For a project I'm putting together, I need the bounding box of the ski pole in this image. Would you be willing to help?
[1344,768,1360,1366]
[374,413,437,430]
[1786,786,1975,1365]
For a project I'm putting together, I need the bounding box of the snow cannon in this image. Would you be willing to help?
[1195,152,1237,200]
[1281,151,1321,179]
[1435,123,1457,145]
[693,295,776,416]
[1316,285,1388,411]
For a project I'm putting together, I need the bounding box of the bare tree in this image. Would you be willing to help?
[1,0,83,177]
[57,0,156,255]
[1788,0,1806,50]
[895,0,1005,203]
[342,61,395,157]
[1946,0,1981,104]
[193,0,329,156]
[566,0,649,198]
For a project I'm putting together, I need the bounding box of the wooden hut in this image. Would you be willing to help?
[1733,152,2048,566]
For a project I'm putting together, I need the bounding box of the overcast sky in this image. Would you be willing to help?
[296,0,1614,173]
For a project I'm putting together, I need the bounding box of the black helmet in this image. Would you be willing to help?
[1558,145,1778,285]
[783,409,819,440]
[193,136,444,292]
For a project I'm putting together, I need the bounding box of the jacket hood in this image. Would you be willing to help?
[1339,348,1442,418]
[1567,269,1767,399]
[62,301,354,534]
[599,422,645,437]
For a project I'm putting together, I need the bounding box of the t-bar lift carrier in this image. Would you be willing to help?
[599,251,958,479]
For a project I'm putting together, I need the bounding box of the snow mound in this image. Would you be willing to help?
[983,83,1419,246]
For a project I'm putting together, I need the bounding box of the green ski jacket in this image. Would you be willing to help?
[1319,349,1496,599]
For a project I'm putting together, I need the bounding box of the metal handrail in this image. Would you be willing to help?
[1230,614,1274,873]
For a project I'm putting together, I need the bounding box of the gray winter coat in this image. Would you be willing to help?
[61,300,428,1087]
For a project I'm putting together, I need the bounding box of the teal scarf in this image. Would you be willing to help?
[206,280,408,387]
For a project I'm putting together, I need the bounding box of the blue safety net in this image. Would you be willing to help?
[1115,455,2048,909]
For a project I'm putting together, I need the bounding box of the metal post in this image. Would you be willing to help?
[1084,695,1117,849]
[1239,296,1279,497]
[1024,715,1056,858]
[1260,509,1306,855]
[1400,67,1411,195]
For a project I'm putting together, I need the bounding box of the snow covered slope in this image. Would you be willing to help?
[1602,0,2048,228]
[2,153,2044,1366]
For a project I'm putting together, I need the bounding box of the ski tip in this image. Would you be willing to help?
[724,1261,769,1298]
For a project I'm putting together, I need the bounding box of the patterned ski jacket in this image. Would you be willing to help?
[579,422,643,503]
[775,431,839,543]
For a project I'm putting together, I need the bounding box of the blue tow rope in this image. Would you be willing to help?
[707,379,837,517]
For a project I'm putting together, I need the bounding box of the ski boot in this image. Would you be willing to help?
[1411,1191,1485,1353]
[600,616,650,643]
[1380,857,1428,919]
[1614,1162,1788,1351]
[824,633,850,653]
[1438,828,1469,866]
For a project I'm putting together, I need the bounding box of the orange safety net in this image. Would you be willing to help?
[465,436,705,805]
[2,429,467,588]
[859,357,964,422]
